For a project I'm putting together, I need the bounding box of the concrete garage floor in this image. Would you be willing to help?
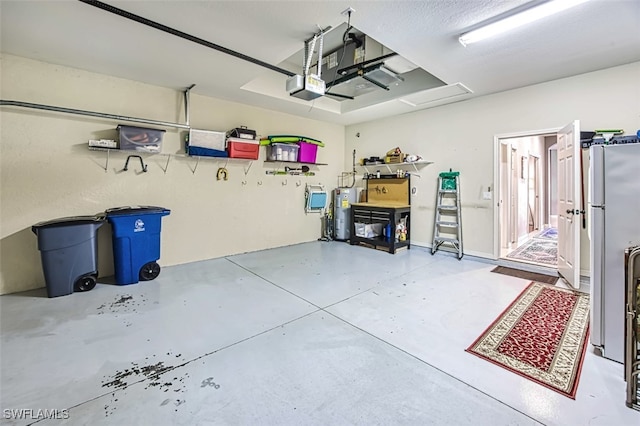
[1,242,638,425]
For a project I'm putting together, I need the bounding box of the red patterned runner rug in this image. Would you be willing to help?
[466,282,590,399]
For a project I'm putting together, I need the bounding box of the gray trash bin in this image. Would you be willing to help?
[32,215,105,298]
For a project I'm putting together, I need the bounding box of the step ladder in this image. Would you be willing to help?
[432,171,463,259]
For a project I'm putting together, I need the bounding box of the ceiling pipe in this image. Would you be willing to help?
[78,0,296,77]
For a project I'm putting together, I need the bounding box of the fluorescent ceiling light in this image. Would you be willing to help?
[459,0,590,46]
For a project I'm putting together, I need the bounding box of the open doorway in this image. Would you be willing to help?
[496,132,558,269]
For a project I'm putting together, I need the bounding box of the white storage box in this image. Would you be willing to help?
[267,143,299,162]
[88,139,117,149]
[354,223,383,238]
[189,129,226,151]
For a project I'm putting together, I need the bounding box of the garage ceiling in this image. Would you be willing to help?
[1,0,639,125]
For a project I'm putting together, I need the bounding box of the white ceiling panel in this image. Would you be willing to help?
[1,0,639,125]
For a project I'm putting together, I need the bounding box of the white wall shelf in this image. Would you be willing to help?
[356,160,433,177]
[264,160,327,166]
[88,147,254,175]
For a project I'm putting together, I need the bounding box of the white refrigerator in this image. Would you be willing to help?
[589,143,640,363]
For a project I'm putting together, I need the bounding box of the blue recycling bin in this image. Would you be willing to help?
[105,206,170,285]
[32,215,105,297]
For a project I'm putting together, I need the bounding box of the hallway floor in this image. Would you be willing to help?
[502,227,558,269]
[1,242,637,425]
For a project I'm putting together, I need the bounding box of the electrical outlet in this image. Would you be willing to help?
[482,191,492,200]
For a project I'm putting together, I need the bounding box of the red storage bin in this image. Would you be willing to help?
[297,141,318,163]
[227,137,259,160]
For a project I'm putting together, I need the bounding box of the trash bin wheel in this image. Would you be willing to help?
[139,262,161,281]
[74,275,97,292]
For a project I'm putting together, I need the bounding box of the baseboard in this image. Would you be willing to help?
[411,240,495,261]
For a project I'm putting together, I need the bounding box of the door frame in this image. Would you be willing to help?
[510,147,518,245]
[493,127,561,260]
[528,154,541,232]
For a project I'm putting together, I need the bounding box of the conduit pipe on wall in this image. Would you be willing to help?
[0,100,191,130]
[0,85,195,130]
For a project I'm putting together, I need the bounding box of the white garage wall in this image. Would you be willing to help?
[345,61,640,274]
[0,54,345,295]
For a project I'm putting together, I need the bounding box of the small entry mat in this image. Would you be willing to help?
[491,266,558,285]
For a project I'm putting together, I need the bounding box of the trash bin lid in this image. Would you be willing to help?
[32,215,105,231]
[105,206,170,216]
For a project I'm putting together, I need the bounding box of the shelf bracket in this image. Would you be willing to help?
[243,161,253,176]
[103,149,110,173]
[161,154,171,174]
[409,163,421,177]
[189,156,200,174]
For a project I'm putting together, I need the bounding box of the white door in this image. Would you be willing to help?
[557,120,581,288]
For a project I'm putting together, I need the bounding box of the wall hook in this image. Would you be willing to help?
[123,155,148,173]
[257,180,262,186]
[296,180,302,187]
[282,179,288,186]
[242,180,247,185]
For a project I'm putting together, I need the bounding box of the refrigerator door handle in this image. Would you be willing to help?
[590,206,605,349]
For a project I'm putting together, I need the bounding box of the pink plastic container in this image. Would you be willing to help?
[297,141,318,163]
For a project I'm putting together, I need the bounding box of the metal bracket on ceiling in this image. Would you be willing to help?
[361,75,390,91]
[303,27,331,78]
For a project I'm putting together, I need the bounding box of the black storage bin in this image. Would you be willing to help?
[227,126,256,140]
